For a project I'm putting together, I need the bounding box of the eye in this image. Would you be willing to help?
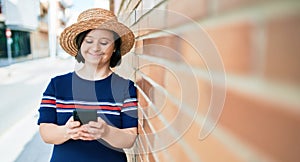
[100,42,108,45]
[85,39,93,44]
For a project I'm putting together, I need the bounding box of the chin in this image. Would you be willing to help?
[87,59,109,66]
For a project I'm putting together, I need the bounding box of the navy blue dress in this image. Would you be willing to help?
[37,72,138,162]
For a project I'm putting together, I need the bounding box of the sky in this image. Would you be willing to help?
[71,0,94,13]
[71,0,109,13]
[67,0,109,25]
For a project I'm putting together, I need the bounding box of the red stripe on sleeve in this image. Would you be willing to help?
[41,99,56,104]
[123,102,138,108]
[56,104,121,111]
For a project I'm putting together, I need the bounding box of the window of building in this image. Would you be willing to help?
[0,0,2,14]
[0,22,6,58]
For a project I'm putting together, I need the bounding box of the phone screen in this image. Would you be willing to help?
[73,109,97,125]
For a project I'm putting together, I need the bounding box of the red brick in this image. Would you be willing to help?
[154,151,169,162]
[215,0,267,13]
[152,88,168,117]
[148,8,168,30]
[141,33,210,71]
[205,21,254,74]
[219,88,300,161]
[133,15,162,37]
[140,63,166,86]
[134,40,143,54]
[141,88,185,131]
[162,64,199,102]
[136,130,156,161]
[159,140,195,161]
[197,78,212,115]
[137,57,152,76]
[142,89,170,122]
[264,14,300,84]
[134,6,168,32]
[163,70,181,100]
[137,50,204,105]
[183,122,243,162]
[143,36,182,62]
[136,77,152,108]
[167,0,207,28]
[141,61,199,103]
[158,98,179,125]
[179,35,207,69]
[140,119,155,142]
[179,24,243,74]
[134,27,155,38]
[149,120,244,161]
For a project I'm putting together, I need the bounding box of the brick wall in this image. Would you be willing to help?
[112,0,300,161]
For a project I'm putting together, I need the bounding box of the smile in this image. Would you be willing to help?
[88,52,104,57]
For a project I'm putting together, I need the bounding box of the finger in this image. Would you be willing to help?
[88,121,100,128]
[80,132,95,140]
[67,127,80,135]
[87,127,99,134]
[79,125,89,132]
[70,134,80,140]
[89,119,106,128]
[80,136,94,141]
[69,131,82,140]
[97,117,105,122]
[67,122,79,129]
[66,116,81,128]
[71,121,81,128]
[67,116,74,122]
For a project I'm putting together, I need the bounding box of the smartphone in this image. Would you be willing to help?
[73,109,97,125]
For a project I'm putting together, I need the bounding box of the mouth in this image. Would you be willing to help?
[88,52,104,57]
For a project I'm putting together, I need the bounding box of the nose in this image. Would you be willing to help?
[91,43,101,52]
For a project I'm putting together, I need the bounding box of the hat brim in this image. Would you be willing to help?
[60,19,135,56]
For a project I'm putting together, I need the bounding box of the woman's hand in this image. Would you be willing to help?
[64,116,82,140]
[79,117,109,141]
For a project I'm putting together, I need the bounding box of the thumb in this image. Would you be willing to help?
[67,116,80,128]
[68,116,74,122]
[97,117,105,122]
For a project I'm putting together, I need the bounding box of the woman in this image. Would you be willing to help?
[37,8,137,162]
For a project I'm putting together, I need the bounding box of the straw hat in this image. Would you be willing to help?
[59,8,135,56]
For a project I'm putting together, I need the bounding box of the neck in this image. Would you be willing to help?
[76,63,112,80]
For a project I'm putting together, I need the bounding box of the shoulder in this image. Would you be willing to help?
[111,73,136,94]
[110,73,137,100]
[111,73,134,85]
[53,72,73,80]
[51,72,73,81]
[49,72,73,85]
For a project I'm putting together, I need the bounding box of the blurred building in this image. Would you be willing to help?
[0,0,73,66]
[0,0,39,65]
[111,0,300,162]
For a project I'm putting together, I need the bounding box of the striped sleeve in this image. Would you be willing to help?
[121,81,138,128]
[37,78,57,125]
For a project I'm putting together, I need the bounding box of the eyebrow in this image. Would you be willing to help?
[85,35,113,41]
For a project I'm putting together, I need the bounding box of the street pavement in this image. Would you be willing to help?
[0,57,76,162]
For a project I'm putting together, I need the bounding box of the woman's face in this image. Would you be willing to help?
[80,29,115,66]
